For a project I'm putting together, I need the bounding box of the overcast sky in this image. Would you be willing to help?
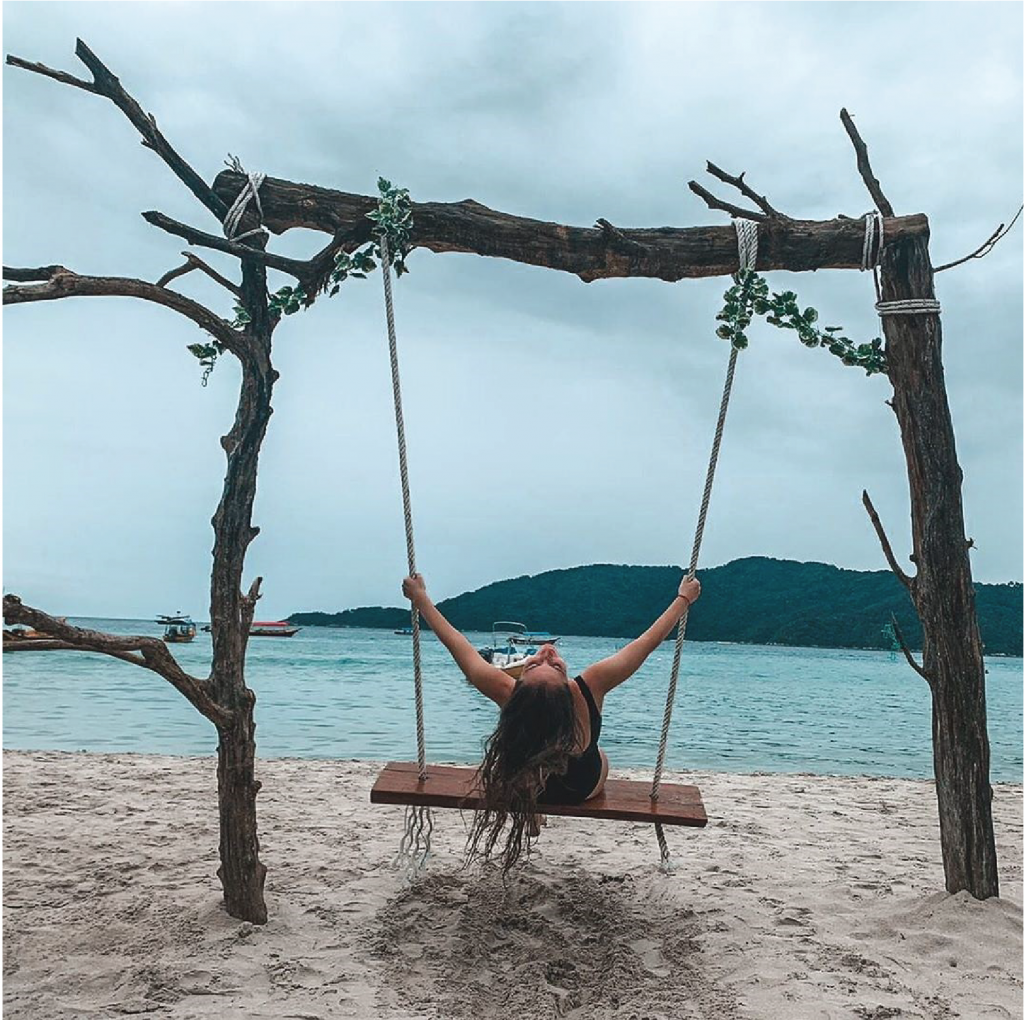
[2,2,1022,621]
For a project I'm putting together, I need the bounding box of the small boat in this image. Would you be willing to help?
[476,621,539,679]
[394,627,414,635]
[509,630,560,646]
[250,621,301,637]
[158,614,196,643]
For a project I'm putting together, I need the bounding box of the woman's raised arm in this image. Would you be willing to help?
[581,577,701,702]
[402,574,514,706]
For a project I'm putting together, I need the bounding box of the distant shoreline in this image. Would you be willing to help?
[284,621,1024,658]
[286,556,1024,657]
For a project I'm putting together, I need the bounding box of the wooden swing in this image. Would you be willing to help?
[371,762,708,826]
[369,220,760,866]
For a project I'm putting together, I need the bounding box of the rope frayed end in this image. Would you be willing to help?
[395,803,433,883]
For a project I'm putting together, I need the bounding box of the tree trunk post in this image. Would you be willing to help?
[208,256,277,922]
[216,689,268,924]
[880,227,999,899]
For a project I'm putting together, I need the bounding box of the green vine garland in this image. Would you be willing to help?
[716,270,886,376]
[190,177,414,383]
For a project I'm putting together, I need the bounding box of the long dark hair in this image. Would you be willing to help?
[466,677,581,874]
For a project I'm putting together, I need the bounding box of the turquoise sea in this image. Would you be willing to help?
[3,619,1022,781]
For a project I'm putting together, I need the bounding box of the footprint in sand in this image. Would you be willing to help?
[628,938,672,978]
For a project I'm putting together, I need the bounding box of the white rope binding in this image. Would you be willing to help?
[379,233,432,881]
[861,211,884,273]
[875,299,941,316]
[223,170,269,242]
[862,211,941,317]
[650,217,757,870]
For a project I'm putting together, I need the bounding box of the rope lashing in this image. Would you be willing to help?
[861,211,884,272]
[861,211,885,304]
[861,211,941,317]
[379,233,432,878]
[650,217,757,868]
[223,171,269,242]
[875,299,941,316]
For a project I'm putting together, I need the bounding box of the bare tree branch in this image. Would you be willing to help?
[3,265,71,282]
[5,54,98,93]
[705,162,791,220]
[890,613,934,687]
[686,181,766,222]
[155,260,196,289]
[840,108,895,217]
[2,596,232,725]
[142,211,309,279]
[157,253,243,298]
[7,40,228,222]
[935,205,1023,273]
[182,253,243,297]
[862,490,916,593]
[3,636,147,667]
[3,265,241,353]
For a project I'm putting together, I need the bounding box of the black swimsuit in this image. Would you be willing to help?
[538,676,603,805]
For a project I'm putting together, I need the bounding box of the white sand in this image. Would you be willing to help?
[2,751,1021,1020]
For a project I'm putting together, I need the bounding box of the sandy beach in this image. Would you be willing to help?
[3,751,1021,1020]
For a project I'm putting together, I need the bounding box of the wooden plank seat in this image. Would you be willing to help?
[371,761,708,827]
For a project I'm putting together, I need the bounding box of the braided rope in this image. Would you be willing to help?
[875,299,941,316]
[861,211,885,304]
[651,217,756,867]
[861,212,940,321]
[861,211,883,272]
[379,236,427,779]
[379,234,432,878]
[223,171,269,242]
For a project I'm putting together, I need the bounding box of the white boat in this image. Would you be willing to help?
[476,621,538,679]
[157,613,196,643]
[509,630,560,646]
[250,621,301,637]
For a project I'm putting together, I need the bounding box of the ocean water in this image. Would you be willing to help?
[3,619,1022,781]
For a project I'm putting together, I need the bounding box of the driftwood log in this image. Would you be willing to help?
[4,40,1000,910]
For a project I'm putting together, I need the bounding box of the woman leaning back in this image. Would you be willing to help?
[401,572,701,872]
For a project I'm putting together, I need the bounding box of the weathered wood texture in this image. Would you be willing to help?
[371,762,708,826]
[207,259,278,926]
[879,232,998,898]
[212,171,929,283]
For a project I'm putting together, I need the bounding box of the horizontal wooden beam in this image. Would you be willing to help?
[213,170,928,283]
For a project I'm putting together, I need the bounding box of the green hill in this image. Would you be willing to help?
[288,557,1023,655]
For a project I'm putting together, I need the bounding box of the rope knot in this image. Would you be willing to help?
[223,166,269,243]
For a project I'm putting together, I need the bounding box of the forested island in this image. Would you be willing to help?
[289,557,1023,655]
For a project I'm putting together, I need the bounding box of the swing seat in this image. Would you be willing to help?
[370,761,708,827]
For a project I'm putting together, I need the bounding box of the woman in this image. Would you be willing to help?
[401,573,702,872]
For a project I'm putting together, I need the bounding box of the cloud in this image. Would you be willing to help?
[3,2,1021,619]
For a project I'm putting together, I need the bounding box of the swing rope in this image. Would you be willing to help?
[378,217,758,874]
[650,217,758,867]
[379,234,431,877]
